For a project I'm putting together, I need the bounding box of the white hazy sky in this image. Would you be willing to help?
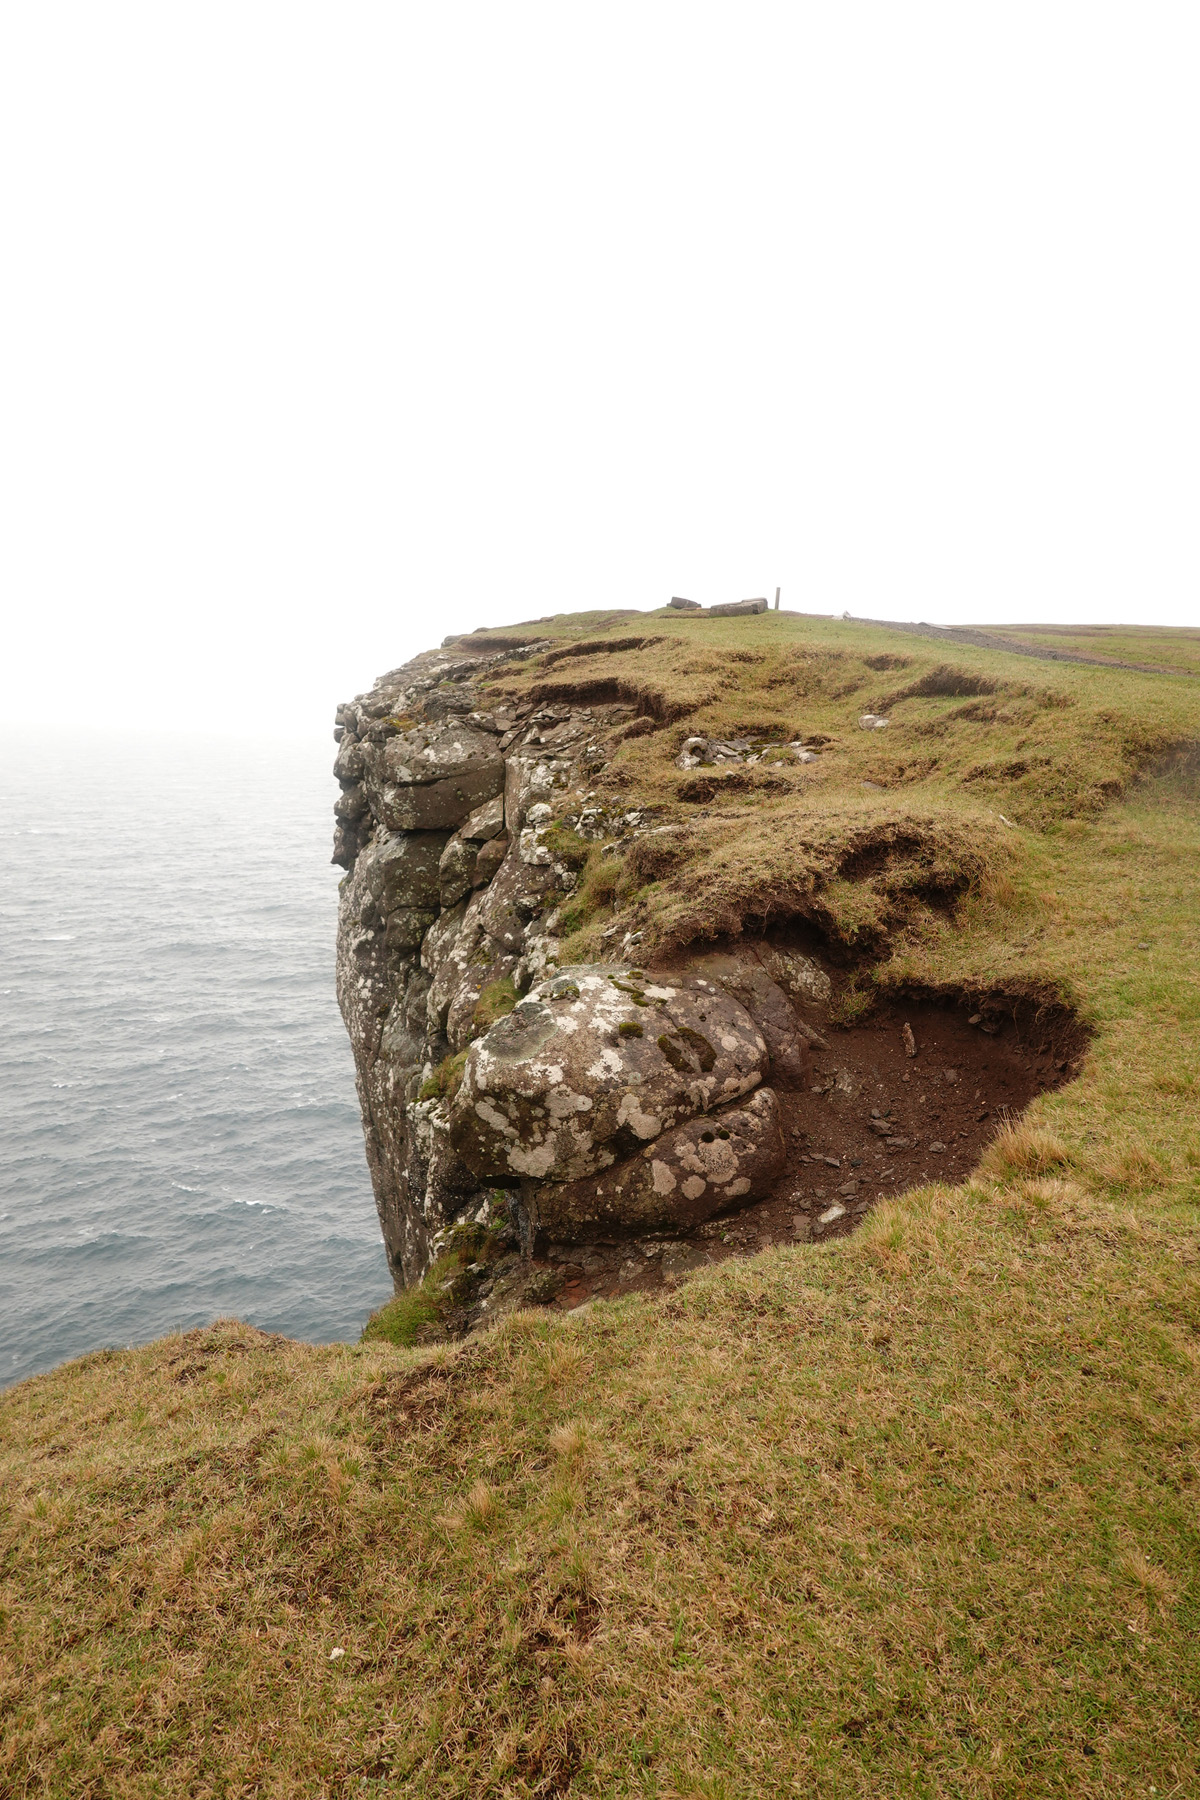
[2,2,1197,733]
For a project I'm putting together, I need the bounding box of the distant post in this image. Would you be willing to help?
[774,587,780,611]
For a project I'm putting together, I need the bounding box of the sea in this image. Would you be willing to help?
[0,729,393,1390]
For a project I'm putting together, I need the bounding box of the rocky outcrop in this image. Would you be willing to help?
[448,968,770,1182]
[529,1086,785,1243]
[333,638,822,1291]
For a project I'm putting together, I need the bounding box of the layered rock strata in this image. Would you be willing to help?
[333,639,821,1288]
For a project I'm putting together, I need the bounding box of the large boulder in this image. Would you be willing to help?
[448,965,769,1184]
[333,733,366,782]
[364,719,505,831]
[527,1086,784,1243]
[474,839,561,953]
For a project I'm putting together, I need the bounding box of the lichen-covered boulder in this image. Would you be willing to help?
[333,733,366,783]
[527,1085,784,1242]
[448,965,769,1184]
[756,945,832,1007]
[345,831,448,956]
[360,830,449,911]
[474,844,561,953]
[504,751,573,833]
[688,949,816,1088]
[364,719,505,831]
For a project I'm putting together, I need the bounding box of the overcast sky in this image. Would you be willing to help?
[2,3,1197,734]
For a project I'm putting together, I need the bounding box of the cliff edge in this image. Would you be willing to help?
[329,609,1175,1325]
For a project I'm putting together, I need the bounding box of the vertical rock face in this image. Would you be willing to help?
[333,639,805,1288]
[333,637,585,1284]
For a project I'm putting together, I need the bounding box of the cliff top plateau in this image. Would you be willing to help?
[3,605,1199,1798]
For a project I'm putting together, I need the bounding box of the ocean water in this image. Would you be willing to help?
[0,729,393,1390]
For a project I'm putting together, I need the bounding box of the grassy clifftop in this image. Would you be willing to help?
[2,610,1199,1797]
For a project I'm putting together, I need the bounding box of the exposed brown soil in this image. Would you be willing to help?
[536,981,1086,1313]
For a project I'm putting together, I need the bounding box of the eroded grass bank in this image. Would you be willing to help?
[3,611,1200,1797]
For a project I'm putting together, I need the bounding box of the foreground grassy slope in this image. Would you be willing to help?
[2,612,1199,1798]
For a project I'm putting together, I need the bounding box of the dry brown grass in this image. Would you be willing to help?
[979,1119,1071,1179]
[1091,1146,1174,1191]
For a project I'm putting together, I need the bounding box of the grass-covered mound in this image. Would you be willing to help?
[2,611,1199,1797]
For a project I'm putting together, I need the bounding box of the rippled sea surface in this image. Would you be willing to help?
[0,730,392,1389]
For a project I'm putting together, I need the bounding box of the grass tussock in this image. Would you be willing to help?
[471,976,518,1037]
[979,1118,1071,1179]
[418,1048,469,1103]
[561,802,1013,962]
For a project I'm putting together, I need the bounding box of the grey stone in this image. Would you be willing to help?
[438,833,481,909]
[438,793,516,907]
[448,964,768,1185]
[384,907,435,953]
[473,835,508,886]
[364,720,505,832]
[444,936,519,1055]
[661,1243,711,1280]
[474,844,559,953]
[756,945,832,1007]
[461,794,506,840]
[334,783,369,822]
[376,769,504,833]
[333,735,366,782]
[689,948,814,1089]
[527,1086,785,1241]
[361,831,450,913]
[402,1096,478,1237]
[708,598,767,617]
[504,752,573,833]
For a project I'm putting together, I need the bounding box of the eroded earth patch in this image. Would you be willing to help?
[437,945,1086,1332]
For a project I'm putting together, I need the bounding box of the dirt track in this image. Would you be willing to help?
[838,615,1199,678]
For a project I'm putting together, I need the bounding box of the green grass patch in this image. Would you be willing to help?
[418,1048,468,1103]
[471,976,518,1038]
